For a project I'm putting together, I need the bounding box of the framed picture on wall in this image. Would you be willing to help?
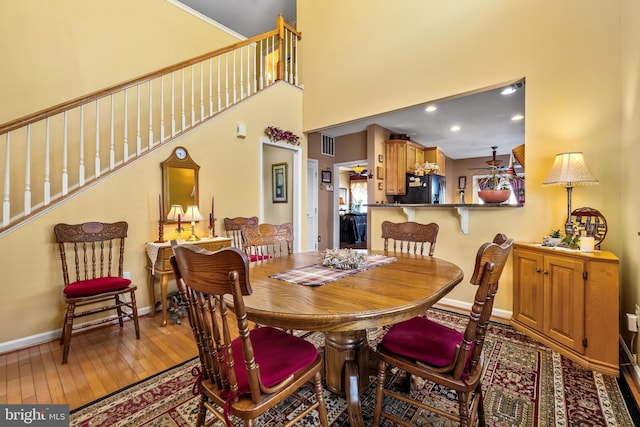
[272,163,288,203]
[458,176,467,190]
[321,170,332,183]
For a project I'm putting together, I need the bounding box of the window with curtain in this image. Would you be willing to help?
[350,180,367,213]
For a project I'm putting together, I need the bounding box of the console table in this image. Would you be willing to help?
[146,237,231,325]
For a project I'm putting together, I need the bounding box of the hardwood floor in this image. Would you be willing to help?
[0,315,198,410]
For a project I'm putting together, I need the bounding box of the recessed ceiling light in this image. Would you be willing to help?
[501,86,516,95]
[425,105,437,112]
[450,125,461,132]
[511,114,524,121]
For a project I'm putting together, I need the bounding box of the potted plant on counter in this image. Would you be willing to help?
[476,166,523,204]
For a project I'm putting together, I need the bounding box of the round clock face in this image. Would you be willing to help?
[175,148,187,160]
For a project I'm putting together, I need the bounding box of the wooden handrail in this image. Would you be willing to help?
[0,18,301,135]
[0,14,301,235]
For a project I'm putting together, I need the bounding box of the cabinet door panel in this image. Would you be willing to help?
[513,249,544,331]
[543,255,585,353]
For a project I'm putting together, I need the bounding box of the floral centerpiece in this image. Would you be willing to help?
[321,248,367,270]
[265,126,301,145]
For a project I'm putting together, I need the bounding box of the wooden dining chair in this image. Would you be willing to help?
[241,222,293,260]
[223,216,259,249]
[54,221,140,364]
[373,234,514,427]
[381,220,439,256]
[169,243,328,427]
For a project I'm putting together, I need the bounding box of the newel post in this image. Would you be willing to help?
[276,13,285,82]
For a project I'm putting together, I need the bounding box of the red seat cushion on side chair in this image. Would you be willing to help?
[380,316,475,374]
[229,326,319,395]
[63,277,132,296]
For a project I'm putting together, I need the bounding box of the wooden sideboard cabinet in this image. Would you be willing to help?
[512,242,619,376]
[146,237,231,325]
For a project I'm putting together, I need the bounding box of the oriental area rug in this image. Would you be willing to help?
[70,310,639,427]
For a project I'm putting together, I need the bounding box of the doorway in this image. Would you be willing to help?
[332,160,368,249]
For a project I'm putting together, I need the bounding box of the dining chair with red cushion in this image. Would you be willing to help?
[170,243,328,427]
[373,234,514,427]
[381,220,439,256]
[223,216,259,249]
[54,221,140,364]
[241,222,293,261]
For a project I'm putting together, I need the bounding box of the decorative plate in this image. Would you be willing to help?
[570,207,607,249]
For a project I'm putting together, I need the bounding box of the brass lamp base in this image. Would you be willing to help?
[187,225,200,241]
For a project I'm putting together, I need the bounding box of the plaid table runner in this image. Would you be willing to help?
[269,255,397,286]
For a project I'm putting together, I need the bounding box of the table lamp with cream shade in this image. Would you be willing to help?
[543,151,598,236]
[166,204,185,241]
[184,205,204,241]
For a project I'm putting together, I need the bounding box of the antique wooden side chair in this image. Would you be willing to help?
[223,216,259,249]
[381,220,439,256]
[170,243,328,427]
[241,222,293,260]
[54,221,140,364]
[373,234,514,427]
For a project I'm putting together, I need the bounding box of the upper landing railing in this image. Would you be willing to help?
[0,15,301,236]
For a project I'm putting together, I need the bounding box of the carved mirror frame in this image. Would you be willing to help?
[161,146,200,222]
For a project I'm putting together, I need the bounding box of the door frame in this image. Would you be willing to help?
[260,138,303,252]
[332,159,367,248]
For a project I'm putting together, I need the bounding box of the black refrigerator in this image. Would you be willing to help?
[394,173,446,204]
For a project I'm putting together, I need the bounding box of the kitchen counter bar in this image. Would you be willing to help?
[365,203,523,234]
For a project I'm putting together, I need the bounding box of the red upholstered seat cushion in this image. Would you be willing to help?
[249,254,272,262]
[380,316,474,374]
[230,326,318,395]
[63,277,132,296]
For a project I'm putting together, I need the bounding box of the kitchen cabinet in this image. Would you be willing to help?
[512,243,619,376]
[385,139,425,195]
[424,146,446,176]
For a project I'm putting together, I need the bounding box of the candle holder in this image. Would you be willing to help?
[154,219,165,243]
[208,218,217,239]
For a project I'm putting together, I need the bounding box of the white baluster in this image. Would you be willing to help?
[44,118,50,205]
[225,53,229,108]
[24,124,31,215]
[110,94,115,169]
[191,65,195,126]
[217,57,221,111]
[200,61,204,120]
[253,43,258,93]
[123,89,129,161]
[233,49,237,103]
[239,47,244,100]
[294,33,299,86]
[259,40,264,90]
[171,72,176,137]
[2,133,9,227]
[284,31,289,83]
[246,45,251,96]
[136,85,141,156]
[181,68,186,130]
[63,110,69,193]
[149,80,154,147]
[94,100,100,179]
[160,76,165,142]
[208,58,214,115]
[79,105,85,186]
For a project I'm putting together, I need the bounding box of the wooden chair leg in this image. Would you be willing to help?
[457,391,471,427]
[476,382,486,427]
[61,303,75,364]
[373,360,387,426]
[313,371,329,426]
[130,290,140,339]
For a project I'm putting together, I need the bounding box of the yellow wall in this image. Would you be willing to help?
[298,1,624,315]
[0,1,305,347]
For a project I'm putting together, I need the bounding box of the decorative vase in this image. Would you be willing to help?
[478,189,511,204]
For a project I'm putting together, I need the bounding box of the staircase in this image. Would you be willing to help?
[0,15,301,237]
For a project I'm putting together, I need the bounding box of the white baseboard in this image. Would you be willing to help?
[0,306,153,355]
[434,297,513,324]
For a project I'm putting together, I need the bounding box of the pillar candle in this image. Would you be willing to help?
[580,236,595,252]
[177,214,181,231]
[158,194,163,221]
[211,197,215,222]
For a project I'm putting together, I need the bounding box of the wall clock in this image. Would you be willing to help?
[175,147,187,160]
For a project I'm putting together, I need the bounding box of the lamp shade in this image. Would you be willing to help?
[352,165,364,174]
[543,152,598,187]
[184,205,203,222]
[166,204,185,221]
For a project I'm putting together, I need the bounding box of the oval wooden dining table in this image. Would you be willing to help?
[236,250,464,426]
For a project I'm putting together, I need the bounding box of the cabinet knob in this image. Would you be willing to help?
[543,270,549,275]
[535,268,541,273]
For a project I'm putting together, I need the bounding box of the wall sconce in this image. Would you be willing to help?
[166,204,185,240]
[183,205,204,241]
[543,151,598,235]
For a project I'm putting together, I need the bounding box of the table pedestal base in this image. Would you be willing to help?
[324,330,369,427]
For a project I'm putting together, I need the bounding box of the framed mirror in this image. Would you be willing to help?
[161,146,200,221]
